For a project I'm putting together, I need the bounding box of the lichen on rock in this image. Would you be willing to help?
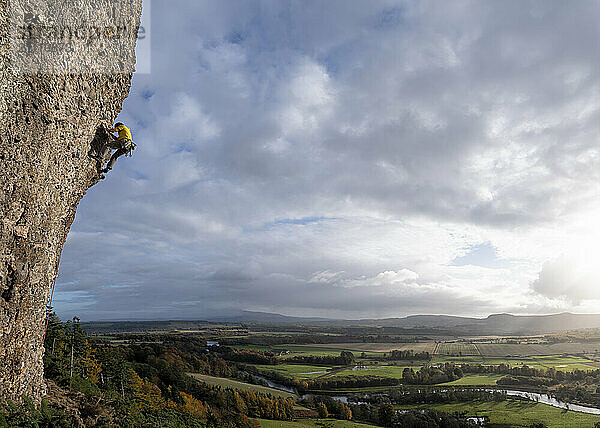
[0,0,142,403]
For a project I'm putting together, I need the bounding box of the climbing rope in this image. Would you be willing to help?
[42,191,88,344]
[42,275,57,344]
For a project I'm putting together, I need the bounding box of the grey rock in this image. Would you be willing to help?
[0,0,142,403]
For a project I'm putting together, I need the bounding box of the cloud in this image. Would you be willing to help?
[54,0,600,320]
[532,256,600,303]
[338,269,420,288]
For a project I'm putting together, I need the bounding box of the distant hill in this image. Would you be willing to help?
[219,311,600,335]
[82,311,600,335]
[209,311,331,323]
[327,312,600,335]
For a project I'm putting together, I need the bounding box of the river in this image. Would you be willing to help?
[331,389,600,415]
[501,389,600,415]
[251,374,297,394]
[252,372,600,415]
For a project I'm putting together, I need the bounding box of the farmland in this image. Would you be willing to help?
[329,365,415,378]
[432,354,599,372]
[293,341,600,358]
[439,374,504,386]
[254,364,339,379]
[82,319,600,427]
[435,342,480,356]
[304,342,437,353]
[395,399,600,427]
[232,344,382,358]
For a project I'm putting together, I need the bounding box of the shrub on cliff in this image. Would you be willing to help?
[0,398,74,427]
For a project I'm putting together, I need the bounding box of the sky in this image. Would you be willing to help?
[54,0,600,321]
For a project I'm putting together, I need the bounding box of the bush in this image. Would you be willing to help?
[0,398,74,428]
[69,375,102,396]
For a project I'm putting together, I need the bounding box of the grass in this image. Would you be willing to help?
[188,373,296,398]
[256,418,379,427]
[395,399,600,428]
[328,365,413,379]
[476,342,600,357]
[231,344,381,357]
[248,354,599,386]
[432,354,599,372]
[303,343,436,354]
[436,342,480,356]
[254,364,339,379]
[255,363,418,381]
[439,374,503,386]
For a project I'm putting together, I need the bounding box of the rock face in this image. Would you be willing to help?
[0,0,142,402]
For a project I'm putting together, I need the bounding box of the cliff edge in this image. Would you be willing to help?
[0,0,143,402]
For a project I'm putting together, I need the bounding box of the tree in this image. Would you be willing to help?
[317,402,328,418]
[340,351,355,365]
[339,403,352,420]
[377,402,395,427]
[129,369,163,409]
[232,390,248,414]
[43,313,69,379]
[82,340,102,384]
[180,392,208,420]
[96,346,128,396]
[402,367,415,383]
[65,317,87,383]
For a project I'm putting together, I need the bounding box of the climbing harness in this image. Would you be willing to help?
[123,139,136,157]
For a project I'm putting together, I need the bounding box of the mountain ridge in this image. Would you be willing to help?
[81,311,600,335]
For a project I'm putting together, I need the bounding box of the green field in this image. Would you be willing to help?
[304,343,436,354]
[254,364,339,379]
[247,354,599,386]
[432,354,599,372]
[435,342,480,356]
[477,342,600,357]
[256,418,379,427]
[329,365,413,379]
[439,374,503,386]
[395,399,600,427]
[256,363,419,381]
[232,344,381,358]
[188,373,296,398]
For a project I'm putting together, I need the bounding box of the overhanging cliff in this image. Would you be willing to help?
[0,0,142,402]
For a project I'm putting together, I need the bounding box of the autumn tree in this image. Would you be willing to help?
[339,403,352,420]
[317,402,328,418]
[82,340,102,384]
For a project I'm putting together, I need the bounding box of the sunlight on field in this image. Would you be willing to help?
[395,399,600,428]
[436,342,480,356]
[254,364,338,379]
[440,374,503,386]
[233,344,381,357]
[303,343,437,353]
[476,343,600,357]
[329,365,415,379]
[432,354,599,372]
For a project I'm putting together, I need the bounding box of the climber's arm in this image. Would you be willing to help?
[106,128,119,141]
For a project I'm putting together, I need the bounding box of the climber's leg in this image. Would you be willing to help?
[103,141,122,157]
[103,147,128,172]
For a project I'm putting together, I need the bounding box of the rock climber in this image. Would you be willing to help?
[100,122,136,174]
